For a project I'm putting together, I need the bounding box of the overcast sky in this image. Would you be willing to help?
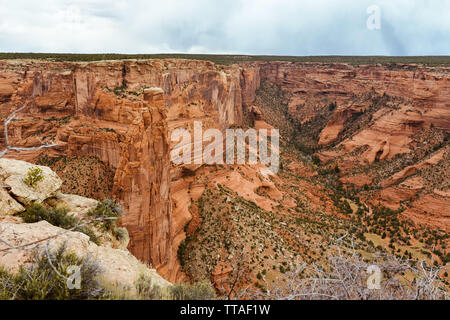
[0,0,448,56]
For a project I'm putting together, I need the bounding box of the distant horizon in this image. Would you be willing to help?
[1,52,450,57]
[1,52,449,67]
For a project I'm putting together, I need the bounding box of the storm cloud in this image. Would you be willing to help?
[0,0,448,55]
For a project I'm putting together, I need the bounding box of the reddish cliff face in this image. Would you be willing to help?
[257,62,449,130]
[0,59,448,283]
[253,61,449,231]
[0,59,260,282]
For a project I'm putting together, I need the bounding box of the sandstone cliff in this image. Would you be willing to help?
[252,61,449,231]
[0,59,260,282]
[0,58,448,285]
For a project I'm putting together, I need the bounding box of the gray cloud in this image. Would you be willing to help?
[381,18,407,56]
[0,0,448,55]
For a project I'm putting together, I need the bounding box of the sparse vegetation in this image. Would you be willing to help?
[21,203,100,245]
[87,198,122,235]
[134,273,164,300]
[36,155,115,200]
[253,251,448,300]
[1,53,449,67]
[0,246,216,300]
[22,203,77,229]
[134,274,216,300]
[0,245,104,300]
[170,281,216,300]
[23,167,44,187]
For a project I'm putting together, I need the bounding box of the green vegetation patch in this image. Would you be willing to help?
[1,53,450,67]
[0,245,104,300]
[23,167,44,187]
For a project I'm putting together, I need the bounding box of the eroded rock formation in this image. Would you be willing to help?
[0,59,261,282]
[0,58,448,284]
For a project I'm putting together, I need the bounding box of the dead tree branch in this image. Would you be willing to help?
[1,104,57,159]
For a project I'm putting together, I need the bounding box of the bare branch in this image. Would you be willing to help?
[1,104,58,160]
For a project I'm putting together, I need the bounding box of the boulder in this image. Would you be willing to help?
[0,158,62,206]
[56,192,98,219]
[0,188,24,216]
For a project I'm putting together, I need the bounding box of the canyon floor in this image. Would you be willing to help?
[0,55,448,297]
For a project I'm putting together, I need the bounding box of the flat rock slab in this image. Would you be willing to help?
[0,158,62,206]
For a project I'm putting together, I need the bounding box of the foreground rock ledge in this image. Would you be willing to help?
[0,219,171,290]
[0,158,171,291]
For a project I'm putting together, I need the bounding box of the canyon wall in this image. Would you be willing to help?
[254,61,449,231]
[0,59,260,281]
[257,61,449,130]
[0,59,448,281]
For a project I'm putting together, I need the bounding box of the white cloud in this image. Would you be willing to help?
[0,0,448,55]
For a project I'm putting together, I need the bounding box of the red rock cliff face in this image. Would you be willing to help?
[254,61,449,231]
[257,62,449,130]
[254,61,449,169]
[0,59,260,282]
[1,59,448,281]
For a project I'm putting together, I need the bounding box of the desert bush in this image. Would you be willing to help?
[114,227,129,242]
[134,273,164,300]
[328,101,337,111]
[177,239,188,267]
[253,249,448,300]
[76,225,100,245]
[133,274,215,300]
[0,245,104,300]
[23,167,44,187]
[88,198,122,234]
[170,282,216,300]
[311,155,321,166]
[21,203,99,245]
[444,253,450,264]
[0,267,15,300]
[22,203,76,228]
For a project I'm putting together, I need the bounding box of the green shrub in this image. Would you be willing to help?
[88,199,122,233]
[23,167,44,187]
[134,273,163,300]
[444,253,450,264]
[0,245,105,300]
[328,101,337,111]
[311,155,321,166]
[0,267,15,300]
[23,199,124,245]
[134,276,216,300]
[177,240,188,267]
[21,203,99,245]
[76,225,101,246]
[170,281,216,300]
[114,227,129,242]
[22,203,77,229]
